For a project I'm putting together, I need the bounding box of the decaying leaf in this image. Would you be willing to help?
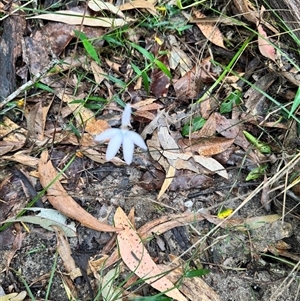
[2,151,39,168]
[119,0,157,15]
[194,10,226,48]
[114,207,187,301]
[257,24,276,62]
[102,211,207,270]
[53,226,82,280]
[158,258,220,301]
[88,0,125,18]
[214,113,240,139]
[0,117,27,156]
[25,98,52,142]
[2,208,77,237]
[157,165,176,199]
[169,45,193,76]
[140,168,212,191]
[38,150,120,232]
[30,11,129,27]
[174,58,216,100]
[244,72,277,115]
[179,137,235,156]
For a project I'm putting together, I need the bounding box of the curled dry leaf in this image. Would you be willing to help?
[53,225,82,280]
[157,165,176,199]
[114,207,187,301]
[39,150,120,232]
[257,24,276,62]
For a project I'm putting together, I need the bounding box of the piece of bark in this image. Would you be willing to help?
[0,13,26,100]
[267,0,300,40]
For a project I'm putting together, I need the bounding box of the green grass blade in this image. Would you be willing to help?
[289,86,300,119]
[130,42,155,62]
[74,30,100,64]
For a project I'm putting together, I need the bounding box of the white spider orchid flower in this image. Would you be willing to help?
[95,104,147,164]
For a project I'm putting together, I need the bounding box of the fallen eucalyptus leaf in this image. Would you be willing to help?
[2,208,77,237]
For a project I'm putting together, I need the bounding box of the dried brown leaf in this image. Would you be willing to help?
[158,260,220,301]
[103,212,206,270]
[119,0,157,15]
[2,151,39,168]
[53,225,82,280]
[150,54,171,97]
[169,46,193,76]
[88,0,125,18]
[180,137,235,156]
[25,98,52,142]
[31,11,129,27]
[191,112,216,139]
[214,113,240,138]
[114,207,187,301]
[157,165,176,199]
[90,61,106,84]
[194,11,226,48]
[39,150,120,232]
[0,117,27,155]
[174,57,216,100]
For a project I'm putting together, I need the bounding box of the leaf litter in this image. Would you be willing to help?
[1,0,300,300]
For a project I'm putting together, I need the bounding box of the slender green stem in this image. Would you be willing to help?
[197,33,256,103]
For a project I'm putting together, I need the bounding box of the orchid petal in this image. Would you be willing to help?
[122,104,132,127]
[95,128,121,142]
[106,132,123,161]
[122,135,135,164]
[126,131,148,150]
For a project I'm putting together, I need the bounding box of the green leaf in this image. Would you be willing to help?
[34,82,55,93]
[142,71,150,95]
[130,42,155,61]
[106,74,126,88]
[131,62,143,75]
[220,90,242,113]
[182,117,206,136]
[86,96,108,102]
[154,59,172,79]
[131,62,150,94]
[246,164,268,181]
[67,122,81,138]
[185,268,210,278]
[289,86,300,119]
[243,131,272,154]
[74,30,100,64]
